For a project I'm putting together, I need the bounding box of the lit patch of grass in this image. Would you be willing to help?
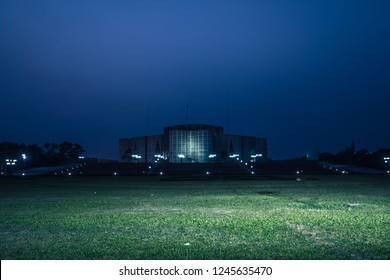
[0,176,389,259]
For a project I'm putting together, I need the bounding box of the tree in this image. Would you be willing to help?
[0,141,85,168]
[69,143,85,161]
[318,152,334,162]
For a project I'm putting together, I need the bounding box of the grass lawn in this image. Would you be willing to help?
[0,175,389,259]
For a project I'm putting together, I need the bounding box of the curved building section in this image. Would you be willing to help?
[119,124,267,163]
[165,124,223,163]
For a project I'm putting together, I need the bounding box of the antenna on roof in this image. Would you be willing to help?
[186,104,189,124]
[147,109,150,135]
[226,93,230,132]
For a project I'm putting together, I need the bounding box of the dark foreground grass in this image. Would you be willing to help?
[0,175,389,259]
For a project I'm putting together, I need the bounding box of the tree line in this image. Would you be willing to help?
[0,141,85,168]
[318,141,390,169]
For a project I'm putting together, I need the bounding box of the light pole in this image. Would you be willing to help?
[178,154,185,163]
[384,157,390,173]
[22,154,27,169]
[5,159,17,175]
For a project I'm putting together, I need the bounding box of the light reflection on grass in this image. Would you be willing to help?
[0,175,389,259]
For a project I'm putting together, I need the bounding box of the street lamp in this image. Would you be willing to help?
[5,159,17,175]
[178,154,185,163]
[21,154,27,169]
[250,153,263,162]
[384,157,390,173]
[6,159,17,166]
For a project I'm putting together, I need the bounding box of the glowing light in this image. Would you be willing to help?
[68,173,72,176]
[113,172,117,176]
[178,154,185,158]
[208,154,217,158]
[160,171,163,175]
[206,171,210,175]
[22,154,27,160]
[251,154,263,158]
[251,171,254,174]
[6,159,17,165]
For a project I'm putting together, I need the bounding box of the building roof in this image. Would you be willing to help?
[165,124,223,130]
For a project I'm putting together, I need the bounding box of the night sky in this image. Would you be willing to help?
[1,0,389,160]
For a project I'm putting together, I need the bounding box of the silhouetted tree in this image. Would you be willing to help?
[319,144,390,169]
[0,141,85,168]
[69,143,85,161]
[318,152,334,162]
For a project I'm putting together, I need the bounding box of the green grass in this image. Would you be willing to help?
[0,175,389,259]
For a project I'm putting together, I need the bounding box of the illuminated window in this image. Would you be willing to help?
[169,129,212,163]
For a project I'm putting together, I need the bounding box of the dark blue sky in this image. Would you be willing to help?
[1,0,389,159]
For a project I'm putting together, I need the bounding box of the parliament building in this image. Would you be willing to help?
[119,124,267,163]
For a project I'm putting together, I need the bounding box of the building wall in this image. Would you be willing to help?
[223,135,267,162]
[119,135,164,163]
